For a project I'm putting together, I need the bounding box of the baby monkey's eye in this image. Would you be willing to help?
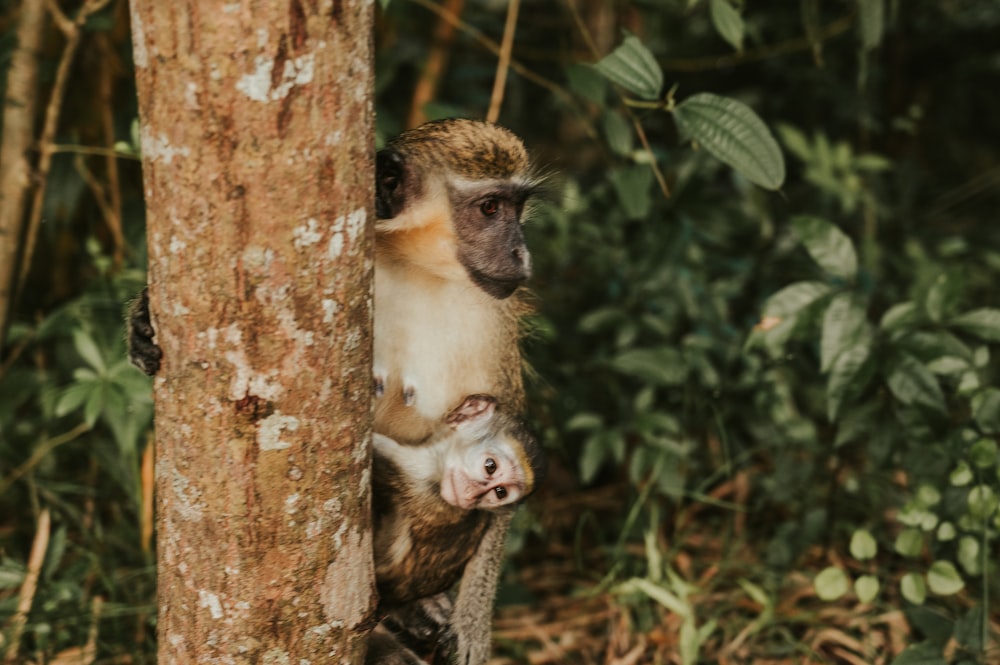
[484,458,497,475]
[494,487,507,500]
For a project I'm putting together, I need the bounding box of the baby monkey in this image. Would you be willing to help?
[369,394,545,664]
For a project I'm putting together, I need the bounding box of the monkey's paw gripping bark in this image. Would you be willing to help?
[127,287,162,375]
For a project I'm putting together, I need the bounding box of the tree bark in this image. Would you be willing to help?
[129,1,376,662]
[0,0,46,356]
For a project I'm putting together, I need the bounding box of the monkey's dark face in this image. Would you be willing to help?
[450,182,532,300]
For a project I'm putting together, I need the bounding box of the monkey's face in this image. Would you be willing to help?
[439,438,529,511]
[450,181,532,300]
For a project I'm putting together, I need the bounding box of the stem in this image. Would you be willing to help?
[486,0,520,124]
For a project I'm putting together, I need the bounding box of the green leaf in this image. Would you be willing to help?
[969,437,998,468]
[609,165,654,220]
[894,528,923,558]
[926,560,964,596]
[56,383,94,417]
[899,572,926,605]
[777,123,812,161]
[890,642,945,665]
[792,216,858,280]
[953,606,985,652]
[565,63,608,106]
[566,412,603,431]
[936,521,956,541]
[820,293,867,372]
[814,566,849,600]
[950,308,1000,342]
[73,329,106,374]
[592,34,664,101]
[880,301,919,334]
[826,338,872,421]
[850,528,877,560]
[857,0,884,50]
[971,388,1000,433]
[949,461,973,487]
[967,485,998,520]
[672,93,786,190]
[854,575,879,604]
[709,0,744,52]
[886,354,946,413]
[762,281,832,318]
[602,110,634,156]
[608,348,686,386]
[622,577,690,617]
[957,536,980,576]
[580,433,608,483]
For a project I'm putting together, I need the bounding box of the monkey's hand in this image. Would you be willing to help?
[366,624,428,665]
[383,594,455,658]
[127,287,162,376]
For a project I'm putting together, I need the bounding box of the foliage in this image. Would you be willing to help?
[2,0,1000,663]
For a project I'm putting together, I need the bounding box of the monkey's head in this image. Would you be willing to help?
[439,395,546,511]
[376,119,537,300]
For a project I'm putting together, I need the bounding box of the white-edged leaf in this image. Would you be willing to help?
[820,293,868,372]
[593,34,664,101]
[950,308,1000,342]
[709,0,744,52]
[792,216,858,280]
[673,93,786,190]
[814,566,849,600]
[762,281,831,318]
[926,560,964,596]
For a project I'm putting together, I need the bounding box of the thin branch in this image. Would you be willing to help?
[407,0,465,128]
[486,0,520,124]
[18,0,115,295]
[3,509,50,664]
[0,422,92,496]
[0,0,47,357]
[98,30,124,269]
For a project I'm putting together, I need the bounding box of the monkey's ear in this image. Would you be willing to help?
[445,394,497,427]
[376,149,407,219]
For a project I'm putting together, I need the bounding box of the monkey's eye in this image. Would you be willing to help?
[484,458,497,475]
[480,199,499,216]
[494,486,508,500]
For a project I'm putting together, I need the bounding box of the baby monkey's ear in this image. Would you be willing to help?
[445,394,498,428]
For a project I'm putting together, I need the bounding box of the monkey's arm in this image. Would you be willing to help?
[126,287,162,375]
[449,510,513,665]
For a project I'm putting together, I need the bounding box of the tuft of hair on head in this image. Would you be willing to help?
[388,118,534,183]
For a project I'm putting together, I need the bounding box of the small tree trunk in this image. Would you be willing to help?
[129,1,375,662]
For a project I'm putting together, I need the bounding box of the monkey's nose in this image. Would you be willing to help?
[511,247,530,272]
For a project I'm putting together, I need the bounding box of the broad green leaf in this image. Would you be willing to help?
[820,293,867,372]
[673,93,785,190]
[972,388,1000,433]
[936,522,956,541]
[608,347,686,386]
[602,110,634,156]
[709,0,744,52]
[900,572,926,605]
[609,165,654,221]
[967,485,998,520]
[73,329,106,373]
[880,301,918,334]
[776,123,812,161]
[814,566,849,600]
[950,308,1000,342]
[56,383,94,417]
[578,307,624,333]
[957,536,980,576]
[969,437,998,468]
[565,63,608,106]
[953,606,985,652]
[0,563,25,590]
[890,642,945,665]
[854,575,879,603]
[857,0,884,50]
[762,281,831,318]
[850,528,877,560]
[949,462,973,487]
[894,528,923,558]
[593,34,664,101]
[580,433,608,483]
[826,338,871,421]
[926,560,964,596]
[886,354,946,413]
[855,153,892,171]
[565,412,603,431]
[792,216,858,281]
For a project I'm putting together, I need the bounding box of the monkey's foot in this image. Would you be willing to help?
[127,287,162,376]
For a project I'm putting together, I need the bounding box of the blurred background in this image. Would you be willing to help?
[1,1,999,663]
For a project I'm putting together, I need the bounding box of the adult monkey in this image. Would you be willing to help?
[372,118,538,665]
[130,118,539,664]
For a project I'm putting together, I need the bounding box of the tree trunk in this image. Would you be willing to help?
[128,1,375,662]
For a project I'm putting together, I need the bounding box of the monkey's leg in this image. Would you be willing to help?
[383,593,455,656]
[126,287,162,375]
[367,623,429,665]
